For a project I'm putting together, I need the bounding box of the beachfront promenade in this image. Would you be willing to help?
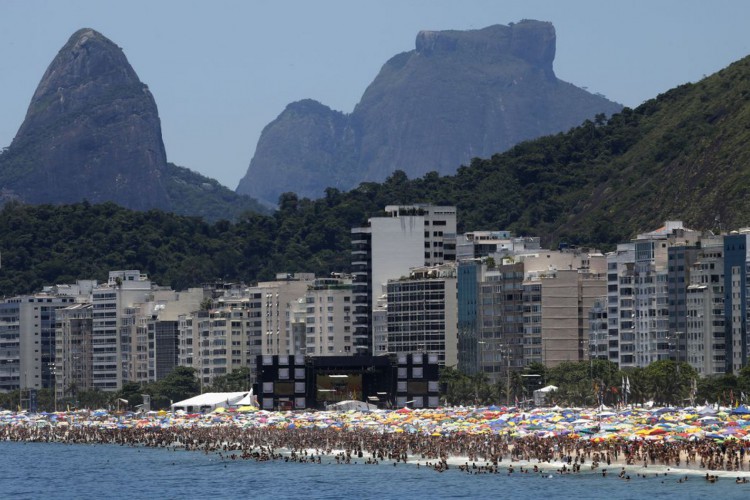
[2,406,750,476]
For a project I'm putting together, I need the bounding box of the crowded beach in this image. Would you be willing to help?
[3,404,750,481]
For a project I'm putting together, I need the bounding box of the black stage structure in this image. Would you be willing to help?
[256,353,440,410]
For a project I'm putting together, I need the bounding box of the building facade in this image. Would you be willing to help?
[351,205,456,355]
[303,277,354,356]
[686,235,725,375]
[386,264,458,367]
[0,291,78,393]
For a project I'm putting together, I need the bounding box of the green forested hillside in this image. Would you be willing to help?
[1,55,749,296]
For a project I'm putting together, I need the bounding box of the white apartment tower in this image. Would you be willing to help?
[351,204,456,355]
[303,277,354,356]
[91,270,152,391]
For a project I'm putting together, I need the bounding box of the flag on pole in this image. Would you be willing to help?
[625,376,631,395]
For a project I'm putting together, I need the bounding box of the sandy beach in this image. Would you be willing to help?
[2,405,750,481]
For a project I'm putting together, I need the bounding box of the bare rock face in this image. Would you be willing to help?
[0,29,267,220]
[237,20,622,206]
[0,28,170,210]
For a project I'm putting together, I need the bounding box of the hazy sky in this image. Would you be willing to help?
[1,0,749,190]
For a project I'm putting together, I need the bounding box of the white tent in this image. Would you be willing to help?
[533,385,558,406]
[233,390,258,408]
[325,400,377,412]
[170,392,248,413]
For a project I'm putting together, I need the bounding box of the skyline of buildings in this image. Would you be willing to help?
[2,205,750,399]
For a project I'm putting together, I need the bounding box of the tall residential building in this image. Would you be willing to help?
[477,262,525,383]
[686,235,725,375]
[723,232,750,374]
[667,245,700,363]
[55,303,93,400]
[0,291,79,392]
[253,274,315,357]
[521,281,543,365]
[588,297,609,360]
[289,298,307,356]
[146,288,205,382]
[457,260,480,374]
[607,243,636,368]
[386,264,458,367]
[180,275,314,388]
[538,269,607,367]
[351,204,456,355]
[91,271,153,391]
[372,295,388,356]
[606,222,701,369]
[303,276,354,356]
[515,248,606,368]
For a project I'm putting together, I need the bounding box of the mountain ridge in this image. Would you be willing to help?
[236,20,622,206]
[2,53,750,296]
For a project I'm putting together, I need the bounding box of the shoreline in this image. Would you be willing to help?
[4,430,750,481]
[5,424,749,477]
[3,405,750,480]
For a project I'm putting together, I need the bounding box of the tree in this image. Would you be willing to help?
[697,374,738,405]
[76,389,112,410]
[207,367,252,392]
[643,360,698,406]
[156,366,200,406]
[116,381,144,410]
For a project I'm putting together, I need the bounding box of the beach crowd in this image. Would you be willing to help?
[2,408,750,477]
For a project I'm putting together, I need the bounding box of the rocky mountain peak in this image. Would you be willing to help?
[237,20,621,206]
[415,20,555,76]
[1,28,170,210]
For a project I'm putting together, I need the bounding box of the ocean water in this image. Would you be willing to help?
[1,441,749,500]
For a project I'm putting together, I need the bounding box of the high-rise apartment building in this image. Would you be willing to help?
[351,205,456,355]
[55,303,93,400]
[0,291,79,392]
[91,271,153,391]
[606,222,701,369]
[180,275,314,388]
[723,232,750,374]
[386,264,458,367]
[538,269,607,367]
[686,234,725,375]
[303,276,354,356]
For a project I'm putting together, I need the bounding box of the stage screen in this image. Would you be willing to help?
[275,381,295,396]
[316,374,362,403]
[407,381,428,394]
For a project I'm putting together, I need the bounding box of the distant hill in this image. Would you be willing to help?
[0,28,267,221]
[236,20,622,206]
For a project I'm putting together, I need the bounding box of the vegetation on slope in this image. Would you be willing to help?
[1,55,750,297]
